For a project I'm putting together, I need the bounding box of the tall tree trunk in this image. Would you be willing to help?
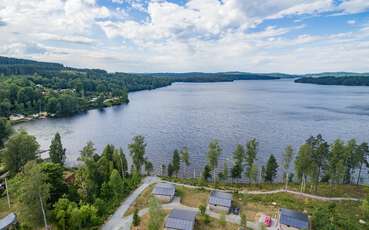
[39,192,48,230]
[356,162,363,185]
[285,172,289,190]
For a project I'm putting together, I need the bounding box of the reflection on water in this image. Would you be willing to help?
[16,80,369,183]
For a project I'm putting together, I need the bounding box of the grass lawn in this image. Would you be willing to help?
[0,196,13,218]
[131,209,170,230]
[162,177,369,199]
[195,216,240,230]
[132,209,240,230]
[234,192,366,229]
[125,184,155,217]
[176,186,210,208]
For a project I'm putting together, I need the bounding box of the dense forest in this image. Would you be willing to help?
[144,72,291,82]
[0,57,172,117]
[295,76,369,86]
[0,56,292,118]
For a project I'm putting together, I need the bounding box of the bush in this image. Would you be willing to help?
[219,212,226,226]
[133,209,140,226]
[204,214,211,224]
[199,204,206,216]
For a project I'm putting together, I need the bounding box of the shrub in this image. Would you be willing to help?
[133,209,140,226]
[199,204,206,216]
[219,212,226,226]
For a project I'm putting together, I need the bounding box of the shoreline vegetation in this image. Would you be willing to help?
[0,128,368,229]
[295,75,369,86]
[0,56,288,124]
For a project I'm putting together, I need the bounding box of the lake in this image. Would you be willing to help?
[15,79,369,182]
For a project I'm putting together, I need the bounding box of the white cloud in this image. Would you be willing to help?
[0,0,369,73]
[347,19,356,25]
[339,0,369,14]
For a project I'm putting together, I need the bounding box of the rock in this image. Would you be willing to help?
[359,219,366,224]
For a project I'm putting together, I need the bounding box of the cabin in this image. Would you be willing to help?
[152,183,176,203]
[0,213,17,230]
[164,208,197,230]
[278,208,309,230]
[208,190,233,213]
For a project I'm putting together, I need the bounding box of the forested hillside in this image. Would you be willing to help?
[295,76,369,86]
[0,57,171,118]
[0,56,290,119]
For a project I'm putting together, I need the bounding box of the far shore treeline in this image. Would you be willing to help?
[0,56,286,119]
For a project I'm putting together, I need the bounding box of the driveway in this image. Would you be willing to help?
[101,176,160,230]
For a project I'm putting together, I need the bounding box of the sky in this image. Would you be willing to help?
[0,0,369,73]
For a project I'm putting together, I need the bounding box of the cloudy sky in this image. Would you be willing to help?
[0,0,369,73]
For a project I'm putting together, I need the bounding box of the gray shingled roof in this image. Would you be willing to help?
[152,183,175,196]
[0,213,16,229]
[280,208,309,229]
[208,190,232,208]
[165,209,197,230]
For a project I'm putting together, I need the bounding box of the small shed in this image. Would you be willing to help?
[0,213,17,230]
[164,208,197,230]
[278,208,309,230]
[152,183,176,203]
[208,190,233,213]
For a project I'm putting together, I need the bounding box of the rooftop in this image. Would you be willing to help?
[279,208,309,229]
[152,183,176,197]
[0,213,16,229]
[208,190,233,208]
[165,209,197,230]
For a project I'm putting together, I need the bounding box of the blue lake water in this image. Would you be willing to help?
[15,79,369,182]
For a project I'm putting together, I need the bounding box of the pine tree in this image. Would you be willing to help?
[172,149,181,177]
[207,139,222,183]
[265,154,278,182]
[49,132,66,165]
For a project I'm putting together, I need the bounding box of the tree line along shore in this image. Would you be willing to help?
[0,125,368,229]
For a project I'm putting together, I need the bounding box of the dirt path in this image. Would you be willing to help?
[101,176,160,230]
[164,180,362,201]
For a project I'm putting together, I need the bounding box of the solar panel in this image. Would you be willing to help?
[280,208,309,229]
[165,209,197,230]
[208,190,232,207]
[0,213,16,229]
[152,183,175,196]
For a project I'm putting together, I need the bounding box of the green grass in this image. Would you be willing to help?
[162,177,369,199]
[234,192,367,230]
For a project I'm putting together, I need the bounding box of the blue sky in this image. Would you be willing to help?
[0,0,369,73]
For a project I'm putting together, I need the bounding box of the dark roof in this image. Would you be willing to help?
[165,209,197,230]
[208,190,232,208]
[279,208,309,229]
[0,213,17,229]
[152,183,175,196]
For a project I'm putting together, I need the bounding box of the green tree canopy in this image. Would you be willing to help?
[0,117,12,147]
[128,135,146,174]
[172,149,181,177]
[18,161,50,227]
[265,154,278,182]
[207,139,222,183]
[148,197,165,230]
[49,132,66,165]
[2,129,39,175]
[231,144,245,180]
